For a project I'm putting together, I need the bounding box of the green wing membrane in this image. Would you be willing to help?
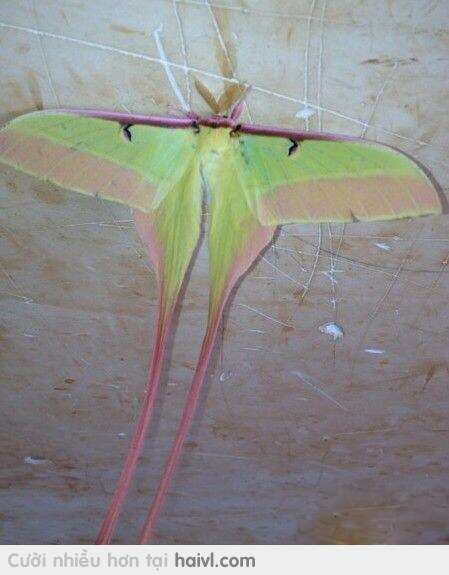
[205,141,275,316]
[235,135,441,224]
[0,111,198,213]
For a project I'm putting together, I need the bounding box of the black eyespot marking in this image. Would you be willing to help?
[230,124,242,137]
[122,124,133,142]
[288,139,299,156]
[192,121,200,134]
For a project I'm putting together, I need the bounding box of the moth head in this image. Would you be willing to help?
[194,78,250,120]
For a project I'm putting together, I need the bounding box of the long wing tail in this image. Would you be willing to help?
[96,165,201,544]
[137,153,276,543]
[137,308,222,543]
[95,290,173,544]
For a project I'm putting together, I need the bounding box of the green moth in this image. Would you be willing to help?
[0,87,442,544]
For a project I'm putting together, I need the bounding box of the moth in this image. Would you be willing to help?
[0,85,442,544]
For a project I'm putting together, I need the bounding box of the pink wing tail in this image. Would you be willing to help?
[96,211,175,544]
[137,223,275,544]
[96,305,173,544]
[137,313,222,543]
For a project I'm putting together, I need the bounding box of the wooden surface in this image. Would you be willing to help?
[0,0,448,544]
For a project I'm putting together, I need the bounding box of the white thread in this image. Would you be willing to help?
[153,25,189,112]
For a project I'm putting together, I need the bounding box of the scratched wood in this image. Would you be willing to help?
[0,0,448,544]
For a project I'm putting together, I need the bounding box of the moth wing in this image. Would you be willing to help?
[205,143,276,316]
[235,134,442,224]
[0,110,203,298]
[0,111,198,214]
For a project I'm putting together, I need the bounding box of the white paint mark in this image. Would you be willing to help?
[24,456,48,465]
[219,371,233,382]
[348,229,422,386]
[296,107,316,119]
[153,25,189,111]
[118,432,126,437]
[248,329,265,334]
[321,269,343,285]
[0,21,434,148]
[253,84,430,146]
[319,322,344,340]
[23,333,36,338]
[374,242,392,252]
[293,371,346,411]
[364,348,386,355]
